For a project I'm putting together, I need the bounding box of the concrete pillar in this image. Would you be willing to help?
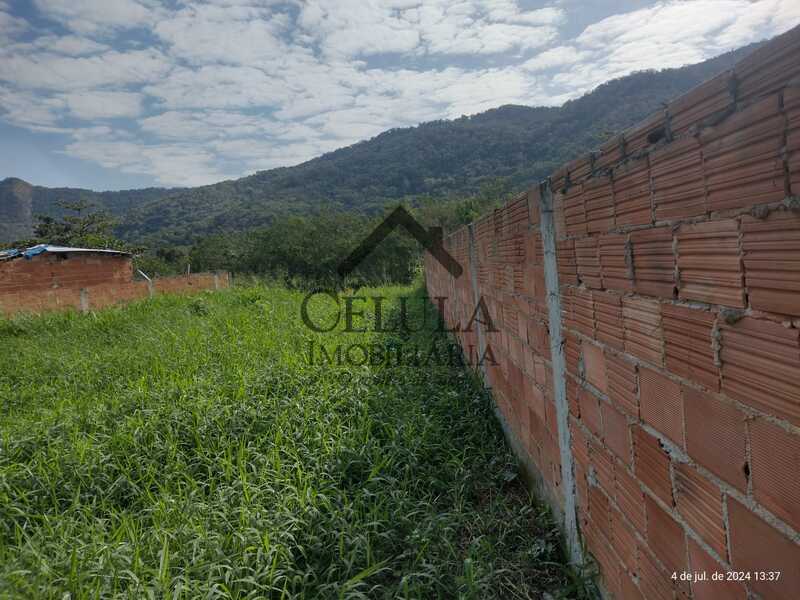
[538,179,583,566]
[79,288,89,314]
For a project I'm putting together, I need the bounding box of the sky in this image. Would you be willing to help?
[0,0,798,191]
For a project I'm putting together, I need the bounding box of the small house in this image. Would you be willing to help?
[0,244,133,295]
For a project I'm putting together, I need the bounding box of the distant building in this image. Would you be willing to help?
[0,244,133,294]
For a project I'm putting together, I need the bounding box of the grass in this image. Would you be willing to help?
[0,283,588,598]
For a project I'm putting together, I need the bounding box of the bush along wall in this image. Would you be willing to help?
[425,24,800,600]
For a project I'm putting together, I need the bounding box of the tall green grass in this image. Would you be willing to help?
[0,285,587,598]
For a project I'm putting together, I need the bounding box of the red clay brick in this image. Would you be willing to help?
[674,463,727,559]
[622,296,663,366]
[676,219,745,307]
[592,441,615,495]
[561,287,577,332]
[563,184,587,237]
[589,485,611,535]
[602,400,631,463]
[662,304,719,391]
[687,538,746,600]
[594,290,624,350]
[631,227,676,299]
[701,94,786,213]
[735,24,800,104]
[526,318,550,359]
[750,419,800,532]
[567,154,593,183]
[645,494,686,574]
[564,331,581,378]
[579,387,603,439]
[575,236,602,289]
[582,340,607,393]
[553,190,568,240]
[683,386,748,492]
[624,110,666,156]
[789,84,800,195]
[651,136,706,220]
[720,317,800,426]
[596,135,625,172]
[613,156,652,227]
[570,417,590,469]
[599,234,634,294]
[583,174,614,233]
[572,288,595,338]
[741,210,800,317]
[585,522,622,597]
[618,571,645,600]
[634,426,673,505]
[615,464,646,533]
[556,238,577,285]
[610,504,638,573]
[528,188,540,226]
[728,497,800,600]
[524,375,546,426]
[606,352,639,417]
[637,544,673,600]
[667,69,733,137]
[551,165,568,194]
[639,368,684,447]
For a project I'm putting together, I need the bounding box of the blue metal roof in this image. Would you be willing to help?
[0,244,131,261]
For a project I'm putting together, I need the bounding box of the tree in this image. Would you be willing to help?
[33,200,132,250]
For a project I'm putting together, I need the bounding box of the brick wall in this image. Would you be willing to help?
[0,252,134,295]
[0,267,230,316]
[426,25,800,600]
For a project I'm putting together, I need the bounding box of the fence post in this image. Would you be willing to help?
[79,288,89,314]
[538,179,583,565]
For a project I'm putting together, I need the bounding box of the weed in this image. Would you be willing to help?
[0,284,586,599]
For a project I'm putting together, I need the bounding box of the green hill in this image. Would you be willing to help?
[0,42,757,246]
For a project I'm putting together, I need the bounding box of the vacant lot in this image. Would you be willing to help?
[0,285,583,599]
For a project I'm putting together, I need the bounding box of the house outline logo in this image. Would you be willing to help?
[338,206,463,279]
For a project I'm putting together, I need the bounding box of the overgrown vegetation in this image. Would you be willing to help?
[0,284,591,598]
[184,189,506,288]
[1,199,140,256]
[2,183,502,289]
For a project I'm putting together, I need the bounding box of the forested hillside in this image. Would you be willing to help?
[1,42,757,246]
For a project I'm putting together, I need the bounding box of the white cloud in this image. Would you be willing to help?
[0,3,27,41]
[154,3,291,65]
[557,0,800,95]
[139,110,288,140]
[0,86,66,131]
[297,0,564,57]
[64,135,233,187]
[0,49,172,91]
[44,35,109,55]
[143,65,290,109]
[32,0,156,34]
[63,90,143,119]
[522,46,586,71]
[1,0,800,187]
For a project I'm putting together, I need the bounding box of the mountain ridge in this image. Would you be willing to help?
[0,40,760,246]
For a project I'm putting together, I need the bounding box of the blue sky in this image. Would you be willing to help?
[0,0,798,191]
